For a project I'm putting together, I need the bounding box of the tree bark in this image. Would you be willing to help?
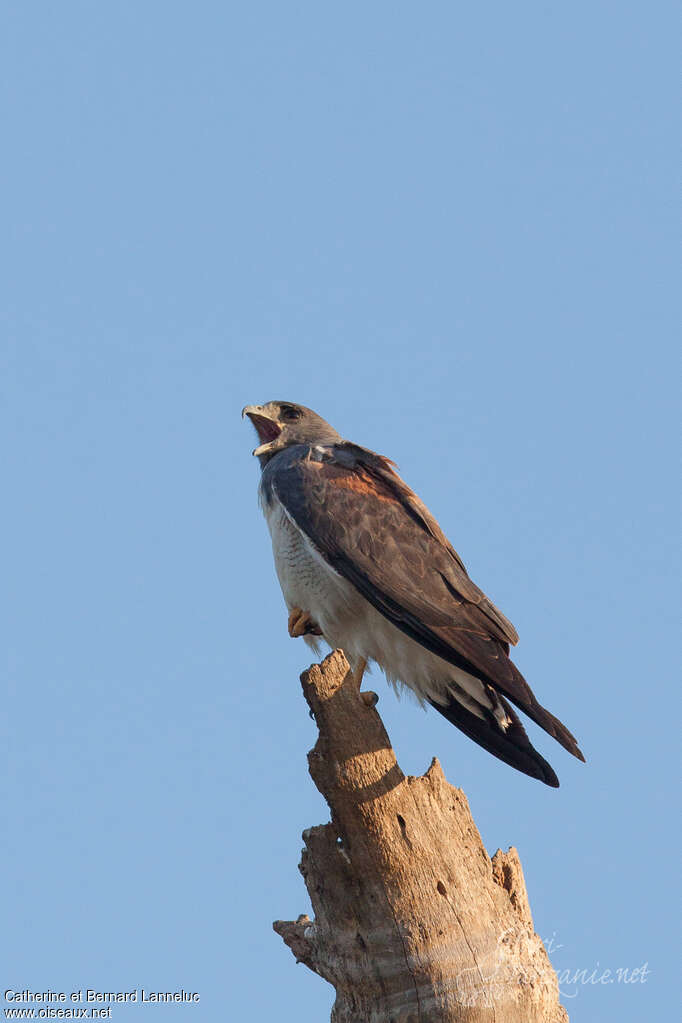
[274,650,568,1023]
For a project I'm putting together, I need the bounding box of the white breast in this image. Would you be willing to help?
[263,494,357,630]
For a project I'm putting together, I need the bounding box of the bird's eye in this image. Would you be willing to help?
[281,407,302,422]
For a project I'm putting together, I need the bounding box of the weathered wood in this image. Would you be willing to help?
[274,650,568,1023]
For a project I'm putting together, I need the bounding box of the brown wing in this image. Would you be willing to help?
[266,442,583,761]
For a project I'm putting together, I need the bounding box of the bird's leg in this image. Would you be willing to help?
[353,656,379,708]
[352,656,367,688]
[287,607,322,639]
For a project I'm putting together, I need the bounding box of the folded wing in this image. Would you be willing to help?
[268,442,583,763]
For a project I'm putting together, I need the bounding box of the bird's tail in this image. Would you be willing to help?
[428,691,561,787]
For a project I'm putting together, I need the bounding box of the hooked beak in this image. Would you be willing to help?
[242,405,282,457]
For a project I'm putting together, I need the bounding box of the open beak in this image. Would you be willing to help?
[242,405,282,457]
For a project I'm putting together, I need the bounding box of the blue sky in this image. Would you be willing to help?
[2,3,678,1020]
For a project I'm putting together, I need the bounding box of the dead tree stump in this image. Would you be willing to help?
[274,650,568,1023]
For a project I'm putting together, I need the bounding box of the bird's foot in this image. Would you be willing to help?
[288,607,322,638]
[352,656,367,689]
[352,657,377,707]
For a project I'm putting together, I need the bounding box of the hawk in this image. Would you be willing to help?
[243,400,584,786]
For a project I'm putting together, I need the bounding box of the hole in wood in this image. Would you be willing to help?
[437,881,447,896]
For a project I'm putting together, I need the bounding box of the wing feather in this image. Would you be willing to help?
[268,443,583,761]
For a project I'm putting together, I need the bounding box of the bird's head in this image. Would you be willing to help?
[242,401,342,464]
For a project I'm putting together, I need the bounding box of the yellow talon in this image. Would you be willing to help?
[288,607,322,638]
